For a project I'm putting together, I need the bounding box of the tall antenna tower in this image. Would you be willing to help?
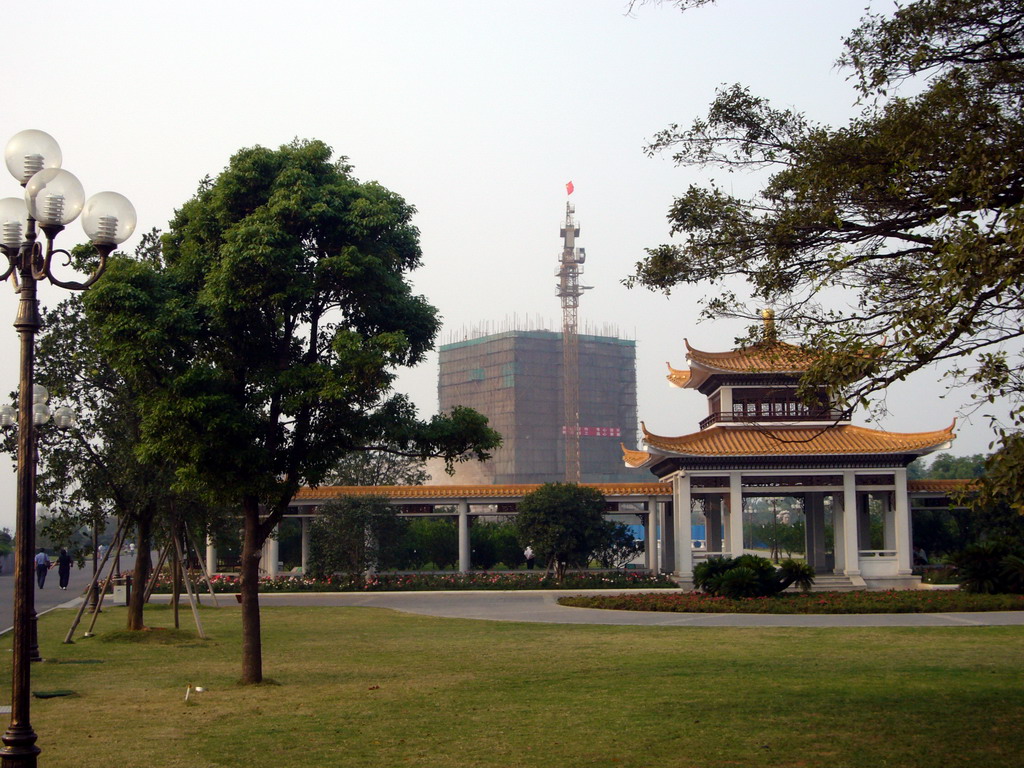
[556,197,591,482]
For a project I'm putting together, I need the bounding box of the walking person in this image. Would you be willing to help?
[524,545,535,570]
[57,548,73,590]
[34,548,51,589]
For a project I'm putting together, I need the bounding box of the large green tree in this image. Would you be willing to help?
[85,139,500,683]
[629,0,1024,512]
[514,483,622,580]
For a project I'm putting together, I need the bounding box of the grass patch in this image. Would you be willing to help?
[100,628,201,644]
[558,589,1024,613]
[2,603,1021,767]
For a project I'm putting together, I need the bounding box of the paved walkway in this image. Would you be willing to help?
[225,590,1024,628]
[14,585,1024,630]
[0,561,113,636]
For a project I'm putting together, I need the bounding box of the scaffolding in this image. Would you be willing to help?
[438,329,637,485]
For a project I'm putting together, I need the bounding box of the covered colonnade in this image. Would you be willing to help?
[204,482,673,577]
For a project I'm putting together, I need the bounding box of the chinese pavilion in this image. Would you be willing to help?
[623,314,955,589]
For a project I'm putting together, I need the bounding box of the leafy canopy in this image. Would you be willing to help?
[86,138,499,510]
[629,0,1024,512]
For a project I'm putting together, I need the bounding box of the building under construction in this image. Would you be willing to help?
[438,328,638,484]
[434,194,636,485]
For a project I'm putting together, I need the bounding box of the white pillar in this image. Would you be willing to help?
[300,516,310,574]
[662,501,675,570]
[266,528,280,579]
[842,471,860,576]
[206,536,217,576]
[719,387,733,413]
[894,469,912,574]
[832,491,845,573]
[458,501,471,573]
[645,497,659,572]
[728,474,744,557]
[673,473,693,579]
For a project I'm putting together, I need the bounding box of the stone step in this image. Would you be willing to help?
[806,574,862,592]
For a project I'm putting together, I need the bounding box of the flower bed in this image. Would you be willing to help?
[557,589,1024,614]
[150,570,677,593]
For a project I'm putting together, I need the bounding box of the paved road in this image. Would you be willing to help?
[0,556,134,635]
[240,590,1024,628]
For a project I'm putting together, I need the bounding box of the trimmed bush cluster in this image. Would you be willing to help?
[693,554,815,598]
[558,590,1024,614]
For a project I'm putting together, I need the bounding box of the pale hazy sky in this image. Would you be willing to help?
[0,1,1007,530]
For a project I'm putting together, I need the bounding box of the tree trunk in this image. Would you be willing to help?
[239,494,264,684]
[126,513,153,631]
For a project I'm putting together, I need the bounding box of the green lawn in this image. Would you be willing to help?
[5,604,1023,768]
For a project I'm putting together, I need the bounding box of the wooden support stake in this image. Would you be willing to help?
[174,536,205,639]
[185,524,219,607]
[143,539,173,604]
[63,516,129,644]
[81,524,128,639]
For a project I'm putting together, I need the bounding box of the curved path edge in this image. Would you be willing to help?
[205,590,1024,628]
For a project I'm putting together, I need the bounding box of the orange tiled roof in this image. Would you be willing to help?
[908,478,977,493]
[683,338,815,374]
[621,444,653,468]
[666,362,691,388]
[639,422,955,458]
[293,482,672,502]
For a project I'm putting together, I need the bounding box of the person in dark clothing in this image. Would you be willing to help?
[34,549,50,588]
[57,549,73,590]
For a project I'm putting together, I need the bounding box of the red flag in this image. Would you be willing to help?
[566,181,574,195]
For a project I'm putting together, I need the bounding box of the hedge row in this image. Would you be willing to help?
[557,589,1024,614]
[151,570,677,593]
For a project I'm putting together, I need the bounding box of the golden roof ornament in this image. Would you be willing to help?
[761,308,777,342]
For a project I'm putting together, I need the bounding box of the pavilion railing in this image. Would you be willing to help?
[699,409,849,430]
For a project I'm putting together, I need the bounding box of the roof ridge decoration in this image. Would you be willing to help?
[666,361,691,388]
[682,337,815,373]
[621,443,652,468]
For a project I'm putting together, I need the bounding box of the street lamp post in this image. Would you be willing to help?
[0,386,71,665]
[0,130,135,767]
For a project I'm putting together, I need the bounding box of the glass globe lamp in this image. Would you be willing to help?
[25,168,84,227]
[4,129,62,185]
[52,406,76,429]
[82,192,137,245]
[0,197,28,251]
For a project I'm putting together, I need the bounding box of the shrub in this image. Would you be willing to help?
[693,554,814,598]
[954,541,1024,594]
